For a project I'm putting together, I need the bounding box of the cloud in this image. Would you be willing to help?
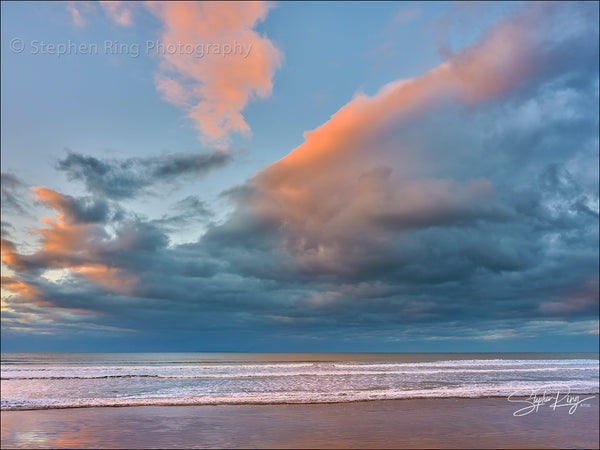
[99,1,133,26]
[240,2,564,275]
[66,2,87,27]
[1,188,144,295]
[538,278,599,317]
[392,5,422,25]
[2,273,135,340]
[34,187,110,224]
[153,195,214,230]
[194,1,598,331]
[2,275,47,306]
[56,150,231,199]
[1,234,27,272]
[62,2,281,146]
[148,1,282,145]
[1,172,28,215]
[66,1,134,27]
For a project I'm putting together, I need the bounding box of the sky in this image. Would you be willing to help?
[1,1,599,352]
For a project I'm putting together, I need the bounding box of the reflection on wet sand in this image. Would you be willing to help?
[2,398,599,449]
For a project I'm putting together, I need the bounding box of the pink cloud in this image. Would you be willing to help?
[149,1,282,146]
[100,1,133,26]
[66,2,89,27]
[62,2,281,145]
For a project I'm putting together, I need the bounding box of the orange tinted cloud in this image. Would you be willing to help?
[149,1,282,145]
[76,264,138,295]
[1,275,96,315]
[261,15,535,182]
[1,276,49,307]
[247,6,544,271]
[3,187,138,295]
[2,274,101,336]
[1,236,26,271]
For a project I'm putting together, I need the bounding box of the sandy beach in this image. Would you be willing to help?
[1,397,598,449]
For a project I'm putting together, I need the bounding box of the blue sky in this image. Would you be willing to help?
[1,1,598,352]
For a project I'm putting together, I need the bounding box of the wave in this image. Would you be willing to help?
[2,365,598,381]
[2,359,597,370]
[3,358,597,411]
[3,385,598,411]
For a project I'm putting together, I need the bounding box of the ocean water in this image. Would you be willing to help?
[1,352,598,410]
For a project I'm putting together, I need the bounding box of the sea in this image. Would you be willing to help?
[1,352,598,411]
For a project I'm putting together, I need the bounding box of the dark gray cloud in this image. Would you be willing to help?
[152,195,214,230]
[1,172,28,215]
[1,172,23,189]
[56,151,232,199]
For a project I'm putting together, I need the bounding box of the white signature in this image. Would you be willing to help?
[508,386,597,416]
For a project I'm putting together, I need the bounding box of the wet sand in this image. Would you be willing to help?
[2,397,599,449]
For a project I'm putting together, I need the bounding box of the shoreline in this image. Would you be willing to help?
[2,397,599,449]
